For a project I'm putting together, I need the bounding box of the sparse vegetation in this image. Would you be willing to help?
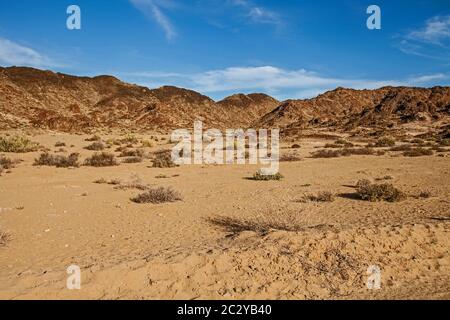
[250,171,284,181]
[118,148,146,158]
[356,179,406,202]
[301,191,335,203]
[207,209,305,234]
[291,144,301,149]
[122,156,143,163]
[152,150,176,168]
[0,136,40,153]
[85,141,106,151]
[84,152,118,167]
[55,141,66,147]
[0,230,10,247]
[34,153,80,168]
[371,137,396,148]
[419,190,432,199]
[131,187,182,204]
[85,134,102,142]
[312,148,376,158]
[0,156,16,171]
[280,153,301,162]
[402,147,433,157]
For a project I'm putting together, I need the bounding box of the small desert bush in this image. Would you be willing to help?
[131,187,182,204]
[356,179,406,202]
[141,140,155,148]
[291,144,301,149]
[85,141,106,151]
[152,150,176,168]
[122,156,143,163]
[301,191,335,203]
[0,156,16,170]
[389,145,412,152]
[419,190,432,199]
[402,148,433,157]
[119,148,146,158]
[311,149,342,158]
[84,152,118,167]
[251,171,284,181]
[372,137,396,148]
[280,153,301,162]
[312,148,375,158]
[438,139,450,147]
[0,136,40,153]
[55,141,66,147]
[85,134,102,142]
[34,153,80,168]
[207,209,305,234]
[0,230,10,247]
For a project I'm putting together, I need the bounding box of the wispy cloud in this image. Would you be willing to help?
[407,15,450,45]
[0,37,59,68]
[398,15,450,60]
[228,0,282,27]
[120,66,449,100]
[130,0,177,41]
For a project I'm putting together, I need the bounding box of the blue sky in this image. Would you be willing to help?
[0,0,449,100]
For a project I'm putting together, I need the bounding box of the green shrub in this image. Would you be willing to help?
[0,136,40,153]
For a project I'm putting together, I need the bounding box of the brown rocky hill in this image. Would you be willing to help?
[216,93,279,126]
[256,86,450,135]
[1,67,449,134]
[0,67,265,132]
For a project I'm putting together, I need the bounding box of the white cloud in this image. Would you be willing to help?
[407,15,450,45]
[130,0,177,40]
[228,0,282,26]
[398,16,450,60]
[121,66,449,100]
[0,37,58,67]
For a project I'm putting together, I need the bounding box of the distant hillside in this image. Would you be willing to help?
[0,67,449,134]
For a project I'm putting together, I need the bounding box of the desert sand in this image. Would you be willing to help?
[0,130,449,300]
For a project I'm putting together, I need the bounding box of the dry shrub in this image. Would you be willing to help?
[152,150,176,168]
[438,139,450,146]
[280,153,301,162]
[419,190,432,199]
[0,136,40,153]
[119,148,146,158]
[114,174,149,191]
[312,148,375,158]
[325,139,354,148]
[34,153,80,168]
[141,140,155,148]
[85,135,102,142]
[311,149,342,158]
[0,156,16,170]
[402,148,433,157]
[85,141,106,151]
[122,156,143,163]
[291,144,301,149]
[84,152,118,167]
[372,137,396,148]
[0,230,10,247]
[389,145,412,152]
[131,187,182,204]
[207,209,305,234]
[301,191,335,203]
[356,179,406,202]
[55,141,66,147]
[251,171,284,181]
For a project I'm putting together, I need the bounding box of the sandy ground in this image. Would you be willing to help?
[0,132,449,299]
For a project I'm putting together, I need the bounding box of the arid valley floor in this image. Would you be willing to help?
[1,130,449,299]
